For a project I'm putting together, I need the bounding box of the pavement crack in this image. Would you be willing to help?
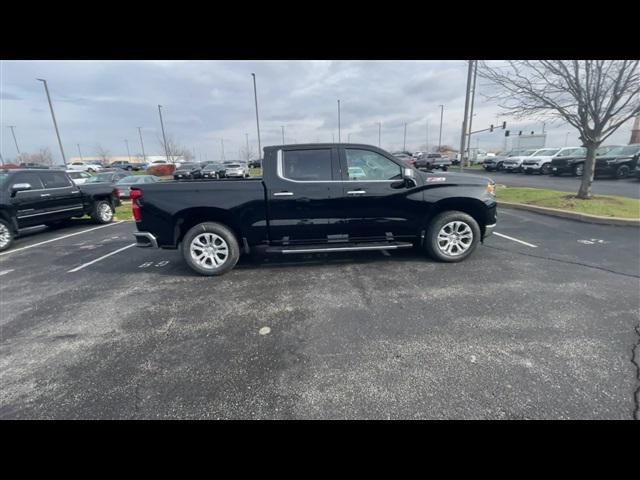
[632,324,640,420]
[483,244,640,279]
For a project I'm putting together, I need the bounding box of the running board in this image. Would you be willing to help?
[266,241,414,254]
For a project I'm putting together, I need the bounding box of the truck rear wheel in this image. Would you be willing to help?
[424,211,480,263]
[182,222,240,276]
[91,200,114,224]
[0,219,14,252]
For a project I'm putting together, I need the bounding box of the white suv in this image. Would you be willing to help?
[68,161,103,173]
[521,147,586,175]
[501,149,540,173]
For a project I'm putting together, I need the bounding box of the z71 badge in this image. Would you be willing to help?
[426,177,446,182]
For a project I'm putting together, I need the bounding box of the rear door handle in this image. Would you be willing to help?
[40,193,51,197]
[347,190,366,195]
[273,192,294,197]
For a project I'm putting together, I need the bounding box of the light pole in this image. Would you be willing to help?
[466,60,478,160]
[378,122,381,148]
[245,133,250,161]
[426,120,429,152]
[8,126,21,156]
[220,138,225,161]
[77,143,83,162]
[337,99,341,143]
[125,139,131,162]
[251,73,262,159]
[403,122,407,151]
[158,105,170,162]
[281,125,285,145]
[565,132,570,146]
[438,104,444,151]
[137,127,146,162]
[37,79,67,166]
[459,61,475,171]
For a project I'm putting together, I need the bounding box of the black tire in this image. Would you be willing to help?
[182,222,240,276]
[0,218,14,252]
[573,163,584,177]
[615,165,630,179]
[91,200,114,224]
[524,169,532,175]
[497,163,504,171]
[424,211,481,263]
[540,163,551,175]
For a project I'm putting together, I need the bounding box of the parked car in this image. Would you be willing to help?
[501,149,541,173]
[201,163,226,179]
[173,162,203,180]
[483,150,525,172]
[67,161,103,173]
[19,162,50,169]
[549,145,620,176]
[131,143,497,276]
[84,170,131,184]
[248,159,262,169]
[116,175,161,199]
[593,144,640,179]
[223,162,250,178]
[414,153,451,171]
[0,169,120,251]
[521,147,586,175]
[634,162,640,180]
[66,170,93,185]
[392,152,417,168]
[110,160,142,171]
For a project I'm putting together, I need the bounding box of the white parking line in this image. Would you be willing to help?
[67,243,136,273]
[0,222,125,257]
[493,232,538,248]
[0,269,15,276]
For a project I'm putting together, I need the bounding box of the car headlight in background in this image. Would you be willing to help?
[486,182,495,196]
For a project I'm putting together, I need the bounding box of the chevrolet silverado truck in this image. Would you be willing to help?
[131,144,497,276]
[0,168,121,252]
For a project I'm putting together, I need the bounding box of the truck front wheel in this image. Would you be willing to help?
[0,219,14,252]
[182,222,240,276]
[424,211,481,263]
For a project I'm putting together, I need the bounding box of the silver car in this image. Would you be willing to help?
[224,163,249,178]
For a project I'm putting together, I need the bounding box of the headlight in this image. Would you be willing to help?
[486,182,495,196]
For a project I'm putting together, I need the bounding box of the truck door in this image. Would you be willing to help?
[334,147,423,242]
[9,173,48,228]
[265,147,342,245]
[36,171,84,222]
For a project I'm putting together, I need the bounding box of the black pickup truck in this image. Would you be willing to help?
[131,143,497,275]
[0,169,121,251]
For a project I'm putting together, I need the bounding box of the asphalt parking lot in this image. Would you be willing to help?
[461,168,640,199]
[1,211,639,419]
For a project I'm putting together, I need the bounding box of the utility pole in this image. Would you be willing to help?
[137,127,147,162]
[0,152,4,166]
[426,120,429,152]
[438,104,444,151]
[459,61,475,171]
[220,138,225,161]
[281,125,285,145]
[37,79,67,166]
[378,122,381,148]
[565,132,570,147]
[403,122,407,151]
[8,126,21,155]
[332,132,335,143]
[158,104,169,163]
[466,60,478,161]
[125,139,131,162]
[245,133,250,161]
[337,100,341,143]
[77,143,83,162]
[251,73,262,159]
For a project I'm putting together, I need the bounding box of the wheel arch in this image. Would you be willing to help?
[427,197,490,236]
[173,207,243,247]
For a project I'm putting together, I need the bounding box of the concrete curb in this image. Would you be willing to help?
[499,201,640,227]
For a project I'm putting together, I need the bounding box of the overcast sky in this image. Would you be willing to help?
[0,60,636,163]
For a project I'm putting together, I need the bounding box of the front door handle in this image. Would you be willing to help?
[40,193,51,197]
[347,190,366,195]
[273,192,294,197]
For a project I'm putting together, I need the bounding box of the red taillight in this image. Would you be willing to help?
[130,188,142,222]
[114,187,120,199]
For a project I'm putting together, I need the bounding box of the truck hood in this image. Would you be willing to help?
[419,170,492,186]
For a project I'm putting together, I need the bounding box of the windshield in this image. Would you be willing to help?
[86,173,114,182]
[605,145,640,157]
[117,176,145,184]
[0,171,11,186]
[532,148,560,157]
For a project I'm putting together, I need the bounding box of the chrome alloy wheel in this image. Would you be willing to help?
[0,223,10,249]
[99,202,113,222]
[437,221,474,256]
[190,233,229,269]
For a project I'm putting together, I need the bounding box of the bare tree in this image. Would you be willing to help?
[18,147,54,166]
[479,60,640,199]
[239,145,256,162]
[157,134,192,163]
[95,145,111,163]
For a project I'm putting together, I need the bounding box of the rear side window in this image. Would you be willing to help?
[282,149,333,181]
[39,171,72,189]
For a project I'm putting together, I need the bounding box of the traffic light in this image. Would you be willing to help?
[502,121,506,129]
[519,131,522,136]
[505,130,510,137]
[490,124,494,132]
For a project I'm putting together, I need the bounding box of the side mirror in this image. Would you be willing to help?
[400,168,417,188]
[11,183,32,196]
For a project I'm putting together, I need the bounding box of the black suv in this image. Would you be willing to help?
[173,162,202,180]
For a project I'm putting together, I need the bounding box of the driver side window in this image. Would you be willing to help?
[344,149,402,181]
